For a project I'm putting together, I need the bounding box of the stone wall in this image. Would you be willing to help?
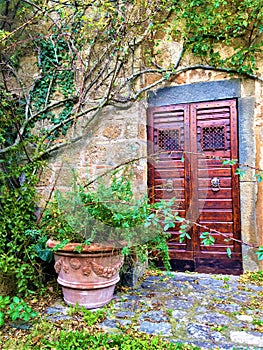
[38,71,263,272]
[38,101,148,199]
[254,81,263,270]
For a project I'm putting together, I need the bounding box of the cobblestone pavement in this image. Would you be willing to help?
[47,272,263,350]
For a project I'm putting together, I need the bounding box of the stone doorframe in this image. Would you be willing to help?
[148,78,260,271]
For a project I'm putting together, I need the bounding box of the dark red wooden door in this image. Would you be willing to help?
[147,99,242,274]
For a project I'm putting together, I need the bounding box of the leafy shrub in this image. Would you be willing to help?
[0,163,52,295]
[42,169,175,270]
[68,303,107,326]
[14,325,198,350]
[44,330,195,349]
[0,295,38,327]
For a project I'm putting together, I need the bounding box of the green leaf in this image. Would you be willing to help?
[73,245,83,253]
[222,159,237,165]
[0,296,10,309]
[121,246,130,256]
[200,232,215,246]
[163,72,170,80]
[11,312,20,321]
[12,296,20,304]
[164,222,175,231]
[36,248,53,263]
[256,246,263,261]
[0,312,5,327]
[179,232,191,243]
[175,217,185,223]
[53,240,69,251]
[185,233,191,240]
[200,231,209,238]
[255,173,263,183]
[235,168,246,177]
[179,234,185,243]
[226,247,232,258]
[84,239,93,246]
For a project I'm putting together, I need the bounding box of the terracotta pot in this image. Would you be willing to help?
[47,239,124,309]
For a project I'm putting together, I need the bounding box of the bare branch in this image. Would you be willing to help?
[174,64,263,82]
[0,5,45,44]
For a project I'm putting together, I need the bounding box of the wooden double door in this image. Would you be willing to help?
[147,99,242,274]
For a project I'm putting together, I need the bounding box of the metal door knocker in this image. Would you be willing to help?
[163,178,174,192]
[211,177,220,192]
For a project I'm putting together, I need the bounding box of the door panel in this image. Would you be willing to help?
[148,104,193,258]
[147,99,242,274]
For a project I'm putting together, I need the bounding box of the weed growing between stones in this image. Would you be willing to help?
[251,319,263,332]
[0,319,199,350]
[0,296,38,328]
[239,271,263,286]
[1,271,263,349]
[67,303,109,327]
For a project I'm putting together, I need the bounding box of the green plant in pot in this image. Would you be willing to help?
[43,169,175,309]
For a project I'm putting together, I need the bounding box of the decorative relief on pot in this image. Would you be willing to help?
[91,261,114,278]
[54,259,62,274]
[62,261,69,273]
[82,262,92,276]
[69,258,81,270]
[91,258,124,279]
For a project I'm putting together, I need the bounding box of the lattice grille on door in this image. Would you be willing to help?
[201,126,226,151]
[158,129,181,151]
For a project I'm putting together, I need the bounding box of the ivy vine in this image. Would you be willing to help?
[0,0,263,297]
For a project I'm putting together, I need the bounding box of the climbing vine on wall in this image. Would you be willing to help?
[30,35,76,141]
[0,0,263,295]
[171,0,263,75]
[1,0,263,160]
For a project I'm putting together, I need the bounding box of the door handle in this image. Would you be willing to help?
[211,177,220,192]
[163,179,174,192]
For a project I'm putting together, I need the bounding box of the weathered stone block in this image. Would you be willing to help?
[102,125,122,139]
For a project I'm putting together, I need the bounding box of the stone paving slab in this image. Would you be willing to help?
[46,272,263,350]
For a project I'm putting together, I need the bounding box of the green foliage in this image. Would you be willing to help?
[24,229,53,263]
[200,231,216,246]
[256,246,263,261]
[29,35,76,142]
[172,0,263,74]
[235,167,247,177]
[246,270,263,283]
[45,330,194,350]
[0,296,10,327]
[0,0,263,299]
[222,159,238,166]
[0,295,38,327]
[255,172,263,183]
[239,270,263,287]
[226,247,232,258]
[0,163,50,295]
[11,322,198,350]
[41,169,175,268]
[0,89,16,145]
[177,219,191,243]
[0,1,81,296]
[68,304,107,326]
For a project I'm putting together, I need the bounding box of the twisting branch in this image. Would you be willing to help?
[173,64,263,82]
[0,5,45,43]
[78,151,261,249]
